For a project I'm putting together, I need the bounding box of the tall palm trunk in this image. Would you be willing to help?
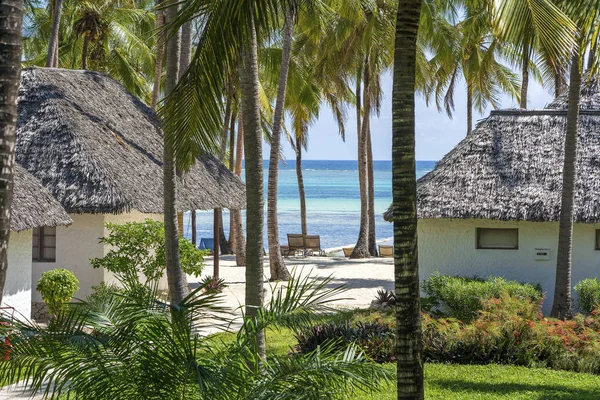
[466,82,473,135]
[295,138,307,236]
[162,0,188,307]
[267,10,293,281]
[0,0,23,306]
[551,51,581,319]
[240,16,265,359]
[179,21,192,76]
[81,36,90,70]
[520,39,530,109]
[45,0,61,67]
[367,127,377,256]
[393,0,424,398]
[228,114,237,251]
[151,0,165,111]
[232,110,246,266]
[191,210,196,246]
[219,86,233,255]
[351,61,371,259]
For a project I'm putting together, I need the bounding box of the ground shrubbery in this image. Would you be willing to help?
[575,278,600,314]
[422,274,543,322]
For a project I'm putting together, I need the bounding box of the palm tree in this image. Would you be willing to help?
[0,0,23,307]
[266,9,293,282]
[239,13,266,358]
[162,0,187,307]
[45,0,62,67]
[151,0,164,110]
[392,0,423,397]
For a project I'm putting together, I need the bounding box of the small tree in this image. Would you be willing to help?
[36,269,79,316]
[91,219,205,297]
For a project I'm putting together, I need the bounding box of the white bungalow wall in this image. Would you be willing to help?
[418,219,600,314]
[2,230,33,318]
[32,211,163,303]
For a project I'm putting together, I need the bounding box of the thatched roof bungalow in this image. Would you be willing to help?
[3,165,72,318]
[14,67,245,312]
[385,81,600,314]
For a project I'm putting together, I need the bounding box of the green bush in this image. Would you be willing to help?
[91,219,207,295]
[295,321,396,363]
[36,269,79,315]
[422,274,543,322]
[575,278,600,314]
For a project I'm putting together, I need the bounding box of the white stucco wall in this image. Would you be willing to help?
[32,213,105,302]
[418,219,600,314]
[2,230,33,318]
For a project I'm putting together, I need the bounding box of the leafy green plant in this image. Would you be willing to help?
[1,273,391,399]
[295,321,396,363]
[36,269,79,316]
[575,278,600,314]
[199,276,227,294]
[422,274,543,322]
[91,219,206,295]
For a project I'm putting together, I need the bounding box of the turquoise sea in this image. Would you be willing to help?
[184,160,436,250]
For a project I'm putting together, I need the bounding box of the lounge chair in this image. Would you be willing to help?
[304,235,325,256]
[287,234,306,256]
[379,245,393,258]
[280,245,290,257]
[342,247,354,257]
[199,238,214,253]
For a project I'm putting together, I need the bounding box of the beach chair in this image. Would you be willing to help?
[379,245,393,258]
[286,234,306,256]
[199,238,215,253]
[343,247,354,257]
[280,246,290,257]
[304,235,325,256]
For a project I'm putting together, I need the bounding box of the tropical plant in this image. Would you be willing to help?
[575,278,600,314]
[36,269,79,316]
[23,0,156,102]
[90,220,206,296]
[0,0,23,307]
[0,272,391,399]
[392,0,424,398]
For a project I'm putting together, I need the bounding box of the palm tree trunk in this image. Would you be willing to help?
[219,88,233,255]
[520,39,530,109]
[588,37,598,70]
[151,0,165,111]
[232,110,246,266]
[0,0,23,307]
[466,82,473,135]
[240,15,265,359]
[45,0,61,68]
[191,210,196,246]
[351,61,371,259]
[554,68,565,98]
[267,9,293,281]
[81,36,90,70]
[367,126,378,256]
[228,113,237,250]
[295,139,307,237]
[393,0,424,398]
[162,0,188,307]
[179,21,192,78]
[551,51,581,319]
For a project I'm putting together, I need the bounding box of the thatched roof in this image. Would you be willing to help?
[384,80,600,223]
[16,67,245,214]
[12,165,72,231]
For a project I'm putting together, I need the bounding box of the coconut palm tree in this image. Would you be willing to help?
[45,0,62,67]
[0,0,23,307]
[266,8,293,282]
[392,2,424,398]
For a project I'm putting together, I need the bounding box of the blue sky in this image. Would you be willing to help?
[266,73,556,161]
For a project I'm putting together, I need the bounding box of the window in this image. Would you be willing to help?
[476,228,518,250]
[32,226,56,262]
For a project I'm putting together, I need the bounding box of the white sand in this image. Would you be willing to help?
[191,254,394,334]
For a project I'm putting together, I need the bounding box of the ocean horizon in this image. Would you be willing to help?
[184,160,436,250]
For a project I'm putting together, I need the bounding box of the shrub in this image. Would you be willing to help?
[199,276,227,294]
[36,269,79,315]
[295,321,395,363]
[575,278,600,314]
[422,274,543,322]
[91,220,207,295]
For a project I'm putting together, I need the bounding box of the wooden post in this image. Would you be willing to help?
[191,210,197,246]
[214,208,220,278]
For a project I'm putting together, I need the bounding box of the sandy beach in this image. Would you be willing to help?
[191,254,394,335]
